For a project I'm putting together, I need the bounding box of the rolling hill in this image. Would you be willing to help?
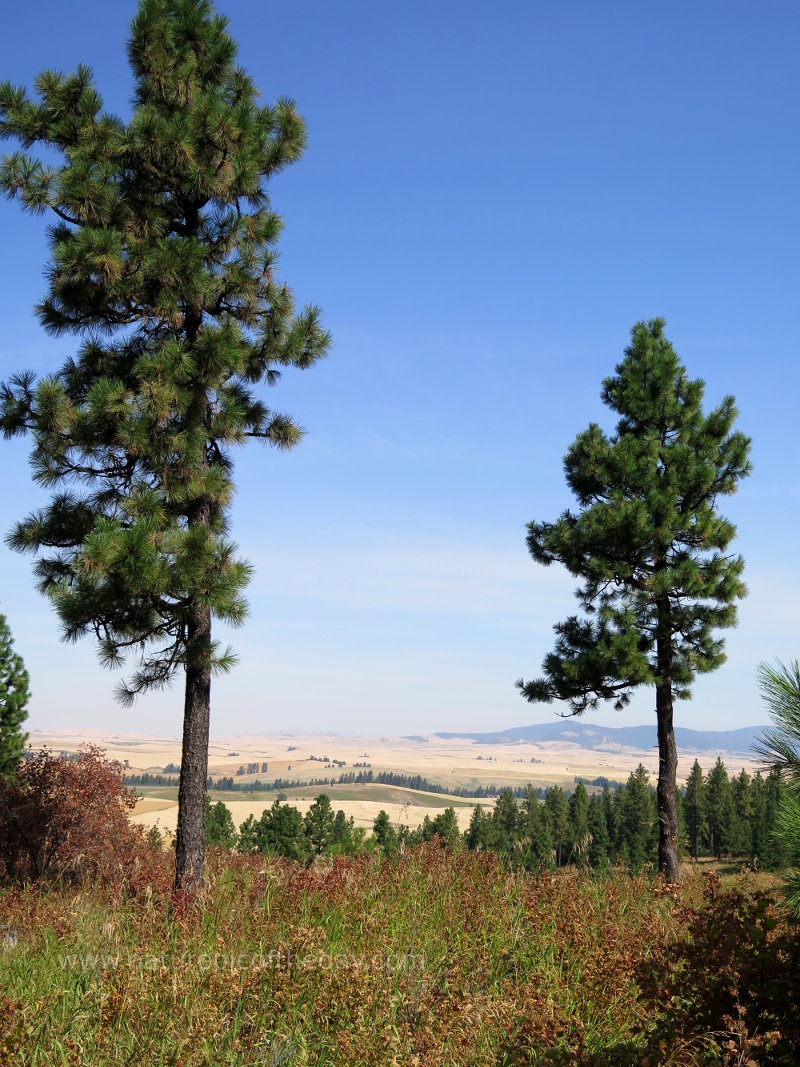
[435,720,765,755]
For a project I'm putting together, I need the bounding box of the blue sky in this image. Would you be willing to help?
[0,1,798,737]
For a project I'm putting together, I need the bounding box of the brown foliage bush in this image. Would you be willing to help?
[0,745,168,892]
[639,874,800,1066]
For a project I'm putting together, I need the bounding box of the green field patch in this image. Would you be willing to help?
[134,787,179,802]
[211,782,481,808]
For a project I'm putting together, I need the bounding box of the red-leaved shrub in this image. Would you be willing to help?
[639,874,800,1066]
[0,745,166,891]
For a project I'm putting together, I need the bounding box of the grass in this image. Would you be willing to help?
[0,848,684,1066]
[136,787,180,802]
[0,848,795,1066]
[274,784,478,808]
[137,784,482,809]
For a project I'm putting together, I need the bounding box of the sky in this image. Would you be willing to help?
[0,1,798,738]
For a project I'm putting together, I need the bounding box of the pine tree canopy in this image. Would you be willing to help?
[755,660,800,782]
[756,660,800,914]
[0,0,331,702]
[518,318,751,714]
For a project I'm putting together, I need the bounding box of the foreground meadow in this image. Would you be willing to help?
[2,846,798,1066]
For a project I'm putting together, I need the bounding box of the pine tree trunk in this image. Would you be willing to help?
[655,586,680,883]
[174,602,212,892]
[691,802,699,862]
[173,247,212,894]
[693,792,699,860]
[655,679,680,882]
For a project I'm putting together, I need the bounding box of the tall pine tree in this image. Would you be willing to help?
[518,320,750,881]
[0,0,330,889]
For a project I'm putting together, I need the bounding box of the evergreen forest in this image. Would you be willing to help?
[200,759,791,874]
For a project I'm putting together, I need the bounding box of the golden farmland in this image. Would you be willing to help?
[28,727,762,838]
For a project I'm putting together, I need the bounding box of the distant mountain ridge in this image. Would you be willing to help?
[435,721,765,755]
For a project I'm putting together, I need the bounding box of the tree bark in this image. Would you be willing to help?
[173,216,212,893]
[655,678,680,881]
[651,565,680,883]
[174,602,212,892]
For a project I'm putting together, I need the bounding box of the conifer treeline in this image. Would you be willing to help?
[202,794,361,859]
[197,758,788,871]
[460,760,787,871]
[126,767,544,798]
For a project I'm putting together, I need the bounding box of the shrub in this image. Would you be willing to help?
[0,745,165,891]
[640,875,800,1065]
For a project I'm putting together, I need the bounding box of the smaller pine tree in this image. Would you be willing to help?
[0,613,30,779]
[567,782,590,866]
[684,760,707,861]
[729,768,753,856]
[545,786,569,866]
[465,804,493,851]
[749,772,770,866]
[204,797,237,849]
[304,794,335,855]
[587,795,612,869]
[257,800,308,861]
[520,786,553,869]
[601,784,618,858]
[330,809,354,853]
[237,814,258,855]
[372,810,397,853]
[492,789,521,855]
[429,807,460,849]
[705,758,733,859]
[618,765,656,870]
